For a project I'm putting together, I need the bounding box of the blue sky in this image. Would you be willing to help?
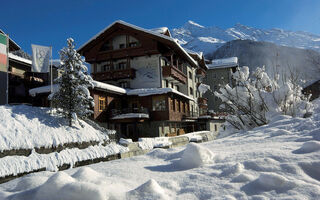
[1,0,320,58]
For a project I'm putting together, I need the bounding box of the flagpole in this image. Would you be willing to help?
[6,34,9,105]
[50,46,53,94]
[50,46,53,113]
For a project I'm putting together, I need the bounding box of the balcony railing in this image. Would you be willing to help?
[92,68,135,81]
[111,107,149,117]
[162,65,187,84]
[183,111,199,119]
[196,68,206,77]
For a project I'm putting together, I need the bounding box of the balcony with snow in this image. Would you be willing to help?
[110,107,149,122]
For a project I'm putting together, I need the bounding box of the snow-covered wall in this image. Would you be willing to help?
[130,54,161,88]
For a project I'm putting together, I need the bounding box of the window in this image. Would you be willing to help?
[102,62,113,71]
[171,83,174,88]
[182,102,185,113]
[177,100,180,112]
[100,40,112,51]
[189,87,193,96]
[215,124,217,132]
[213,73,216,78]
[99,97,106,111]
[170,98,174,111]
[165,80,169,88]
[129,42,138,47]
[152,96,166,111]
[119,81,128,88]
[119,43,125,49]
[175,85,180,92]
[118,62,127,70]
[189,71,192,79]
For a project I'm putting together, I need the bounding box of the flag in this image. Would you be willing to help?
[0,33,8,72]
[32,44,51,73]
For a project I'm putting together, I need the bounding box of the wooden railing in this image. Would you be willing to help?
[162,65,187,84]
[92,68,135,81]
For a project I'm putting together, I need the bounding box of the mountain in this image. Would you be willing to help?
[171,21,320,55]
[208,39,320,86]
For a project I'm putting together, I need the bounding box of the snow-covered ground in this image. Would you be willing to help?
[0,105,112,151]
[1,99,319,199]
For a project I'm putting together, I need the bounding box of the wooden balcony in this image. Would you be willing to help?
[92,68,136,81]
[162,65,187,84]
[196,68,206,78]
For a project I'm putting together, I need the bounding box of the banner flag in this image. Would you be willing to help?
[32,44,51,73]
[0,33,8,72]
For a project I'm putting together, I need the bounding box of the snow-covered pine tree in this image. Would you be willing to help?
[49,38,94,127]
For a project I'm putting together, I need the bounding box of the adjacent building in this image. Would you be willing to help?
[203,57,238,113]
[0,30,54,105]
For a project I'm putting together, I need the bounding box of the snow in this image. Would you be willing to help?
[127,87,195,101]
[187,20,204,28]
[92,81,126,94]
[8,53,32,65]
[197,83,210,94]
[29,80,126,97]
[149,27,171,37]
[176,143,215,169]
[138,137,172,150]
[0,143,127,177]
[111,113,149,120]
[119,138,133,146]
[29,84,59,97]
[128,179,169,200]
[0,105,113,151]
[208,57,239,69]
[1,99,320,199]
[172,21,320,55]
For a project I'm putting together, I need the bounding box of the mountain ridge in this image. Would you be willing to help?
[171,21,320,55]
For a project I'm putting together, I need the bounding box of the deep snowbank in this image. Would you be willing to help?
[1,99,320,199]
[0,105,113,151]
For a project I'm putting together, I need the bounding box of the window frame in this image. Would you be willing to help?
[98,96,106,112]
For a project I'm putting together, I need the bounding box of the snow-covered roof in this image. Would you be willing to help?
[29,81,195,101]
[111,113,149,120]
[92,81,126,94]
[208,57,238,69]
[127,88,195,101]
[184,48,203,59]
[78,20,198,68]
[8,53,32,65]
[149,27,171,37]
[29,81,126,97]
[29,84,59,97]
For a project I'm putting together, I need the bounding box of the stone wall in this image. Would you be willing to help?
[0,131,218,184]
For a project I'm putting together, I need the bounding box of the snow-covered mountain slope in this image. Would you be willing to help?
[1,100,320,200]
[208,39,320,86]
[172,20,320,55]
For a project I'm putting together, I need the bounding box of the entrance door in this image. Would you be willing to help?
[127,124,139,141]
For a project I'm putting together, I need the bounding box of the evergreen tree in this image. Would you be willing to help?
[49,38,94,126]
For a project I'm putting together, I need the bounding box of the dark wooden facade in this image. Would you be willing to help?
[303,80,320,101]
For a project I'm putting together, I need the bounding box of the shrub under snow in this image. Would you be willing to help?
[214,66,313,130]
